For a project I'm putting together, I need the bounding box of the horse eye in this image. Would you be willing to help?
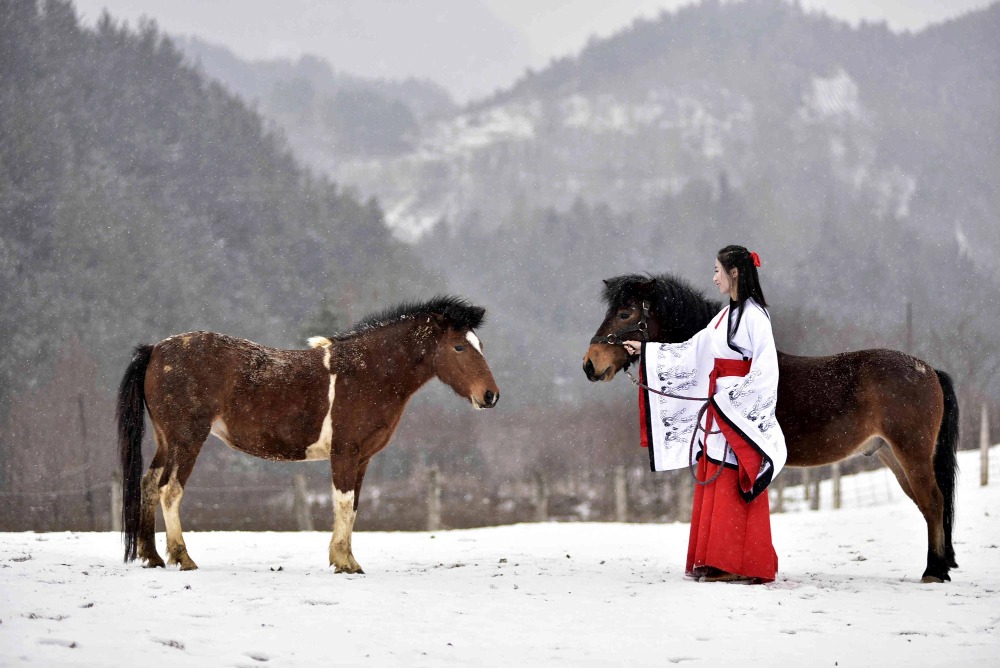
[618,311,630,320]
[454,345,465,352]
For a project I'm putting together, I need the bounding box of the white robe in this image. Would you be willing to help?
[639,299,786,501]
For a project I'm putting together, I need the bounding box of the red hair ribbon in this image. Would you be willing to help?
[750,251,761,267]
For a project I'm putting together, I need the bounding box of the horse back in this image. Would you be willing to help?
[776,348,944,466]
[144,331,332,461]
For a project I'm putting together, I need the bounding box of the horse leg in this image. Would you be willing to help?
[159,435,206,571]
[329,455,366,574]
[876,448,916,504]
[883,437,949,583]
[137,427,168,568]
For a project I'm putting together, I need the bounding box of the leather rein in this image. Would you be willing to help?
[591,299,729,486]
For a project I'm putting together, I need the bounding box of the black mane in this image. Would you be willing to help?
[335,295,486,339]
[602,273,722,342]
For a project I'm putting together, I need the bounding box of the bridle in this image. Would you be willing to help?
[589,298,729,486]
[589,299,651,347]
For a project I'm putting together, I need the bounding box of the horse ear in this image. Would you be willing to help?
[603,278,612,287]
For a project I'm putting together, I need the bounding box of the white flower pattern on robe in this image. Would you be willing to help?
[660,407,697,444]
[727,369,761,406]
[741,392,777,432]
[656,365,699,392]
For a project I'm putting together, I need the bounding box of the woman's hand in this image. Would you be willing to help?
[623,340,642,355]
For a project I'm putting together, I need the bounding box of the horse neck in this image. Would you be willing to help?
[340,320,439,397]
[655,284,722,342]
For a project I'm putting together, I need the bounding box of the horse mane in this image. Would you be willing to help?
[602,273,722,341]
[331,295,486,341]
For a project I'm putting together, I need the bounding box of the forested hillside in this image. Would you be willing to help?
[188,1,999,412]
[0,1,438,496]
[179,36,456,162]
[376,0,999,274]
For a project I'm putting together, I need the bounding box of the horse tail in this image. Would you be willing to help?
[116,344,153,562]
[933,369,960,568]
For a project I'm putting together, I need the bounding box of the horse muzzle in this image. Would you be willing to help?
[583,358,616,382]
[472,390,500,409]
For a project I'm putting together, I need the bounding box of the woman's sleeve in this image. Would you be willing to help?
[709,305,786,500]
[748,307,778,378]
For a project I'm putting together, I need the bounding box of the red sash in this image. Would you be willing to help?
[702,358,752,438]
[705,358,765,494]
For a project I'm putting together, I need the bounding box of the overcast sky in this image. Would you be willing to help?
[70,0,995,101]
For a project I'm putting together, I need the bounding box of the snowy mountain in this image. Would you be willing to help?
[120,2,1000,410]
[321,1,998,275]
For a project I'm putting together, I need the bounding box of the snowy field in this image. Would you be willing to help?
[2,449,998,667]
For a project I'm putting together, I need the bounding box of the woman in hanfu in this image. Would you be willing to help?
[624,245,786,583]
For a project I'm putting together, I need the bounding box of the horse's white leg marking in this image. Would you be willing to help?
[160,470,197,570]
[329,486,361,573]
[466,331,483,353]
[305,346,336,461]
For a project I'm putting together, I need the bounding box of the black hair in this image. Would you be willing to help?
[337,295,486,339]
[717,245,768,356]
[601,273,722,342]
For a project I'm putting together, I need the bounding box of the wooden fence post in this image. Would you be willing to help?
[427,468,441,531]
[292,473,314,531]
[534,472,548,522]
[982,403,990,487]
[810,469,820,511]
[832,462,842,510]
[676,470,693,521]
[110,474,122,533]
[774,475,785,513]
[614,465,627,522]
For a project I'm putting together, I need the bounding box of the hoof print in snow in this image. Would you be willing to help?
[154,638,185,650]
[38,638,77,649]
[246,652,270,662]
[269,566,284,572]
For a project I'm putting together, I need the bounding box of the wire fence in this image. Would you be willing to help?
[1,445,995,532]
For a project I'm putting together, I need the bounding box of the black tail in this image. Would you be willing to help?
[116,344,153,562]
[934,369,960,569]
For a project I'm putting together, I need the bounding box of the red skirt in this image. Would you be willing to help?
[685,451,778,582]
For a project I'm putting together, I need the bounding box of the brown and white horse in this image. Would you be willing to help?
[583,275,960,583]
[116,296,499,573]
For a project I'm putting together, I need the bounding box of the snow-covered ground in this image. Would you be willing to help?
[3,449,998,667]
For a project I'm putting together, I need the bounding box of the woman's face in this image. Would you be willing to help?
[713,259,736,296]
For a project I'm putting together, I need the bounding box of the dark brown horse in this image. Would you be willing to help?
[583,275,959,583]
[116,296,499,573]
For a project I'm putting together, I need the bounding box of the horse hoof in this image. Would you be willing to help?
[143,559,166,569]
[333,564,364,575]
[170,556,198,570]
[920,575,945,584]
